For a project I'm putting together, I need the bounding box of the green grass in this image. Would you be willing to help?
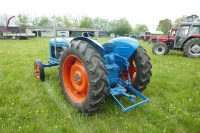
[0,38,200,132]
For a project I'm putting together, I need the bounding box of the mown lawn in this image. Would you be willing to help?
[0,38,199,132]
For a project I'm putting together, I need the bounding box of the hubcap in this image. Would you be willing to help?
[158,47,163,52]
[190,44,200,55]
[155,46,165,54]
[35,64,40,79]
[62,55,89,103]
[70,61,88,92]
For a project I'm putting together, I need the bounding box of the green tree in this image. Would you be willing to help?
[51,15,66,28]
[0,14,10,26]
[31,16,40,26]
[63,15,72,28]
[157,19,172,34]
[129,28,137,35]
[110,18,132,36]
[16,13,30,26]
[93,17,110,31]
[15,13,30,32]
[186,14,199,22]
[173,15,187,27]
[38,16,51,27]
[79,16,93,28]
[134,24,148,34]
[51,16,61,28]
[70,17,79,28]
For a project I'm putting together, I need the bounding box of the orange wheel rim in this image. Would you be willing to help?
[35,64,40,79]
[62,55,89,103]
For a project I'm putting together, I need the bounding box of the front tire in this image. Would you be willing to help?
[59,40,108,115]
[152,43,169,55]
[184,38,200,58]
[34,59,45,81]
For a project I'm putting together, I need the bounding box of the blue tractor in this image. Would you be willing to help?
[34,36,152,115]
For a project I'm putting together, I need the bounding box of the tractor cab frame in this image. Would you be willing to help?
[174,22,200,49]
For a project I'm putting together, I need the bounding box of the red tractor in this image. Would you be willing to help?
[138,31,152,41]
[149,28,178,45]
[152,22,200,58]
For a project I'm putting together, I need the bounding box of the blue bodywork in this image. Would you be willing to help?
[43,38,73,67]
[103,37,139,67]
[43,37,149,112]
[102,37,149,112]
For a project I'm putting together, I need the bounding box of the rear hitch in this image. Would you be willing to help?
[108,80,149,112]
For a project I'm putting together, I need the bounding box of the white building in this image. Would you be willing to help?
[29,26,102,37]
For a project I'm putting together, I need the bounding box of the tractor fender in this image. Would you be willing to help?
[70,37,105,55]
[181,36,200,48]
[102,37,139,59]
[174,36,194,49]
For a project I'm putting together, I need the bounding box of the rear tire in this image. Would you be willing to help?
[59,40,108,115]
[152,43,169,55]
[120,46,152,92]
[34,59,45,81]
[184,38,200,58]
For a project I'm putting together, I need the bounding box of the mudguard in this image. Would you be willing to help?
[70,37,140,66]
[102,37,140,66]
[103,37,139,58]
[70,37,105,55]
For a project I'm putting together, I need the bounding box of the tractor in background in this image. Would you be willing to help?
[34,33,152,115]
[138,31,152,41]
[149,28,178,45]
[129,34,139,39]
[152,22,200,58]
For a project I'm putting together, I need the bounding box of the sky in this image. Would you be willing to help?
[1,0,200,32]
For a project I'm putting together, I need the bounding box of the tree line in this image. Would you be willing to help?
[0,13,199,36]
[157,14,200,34]
[0,14,132,36]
